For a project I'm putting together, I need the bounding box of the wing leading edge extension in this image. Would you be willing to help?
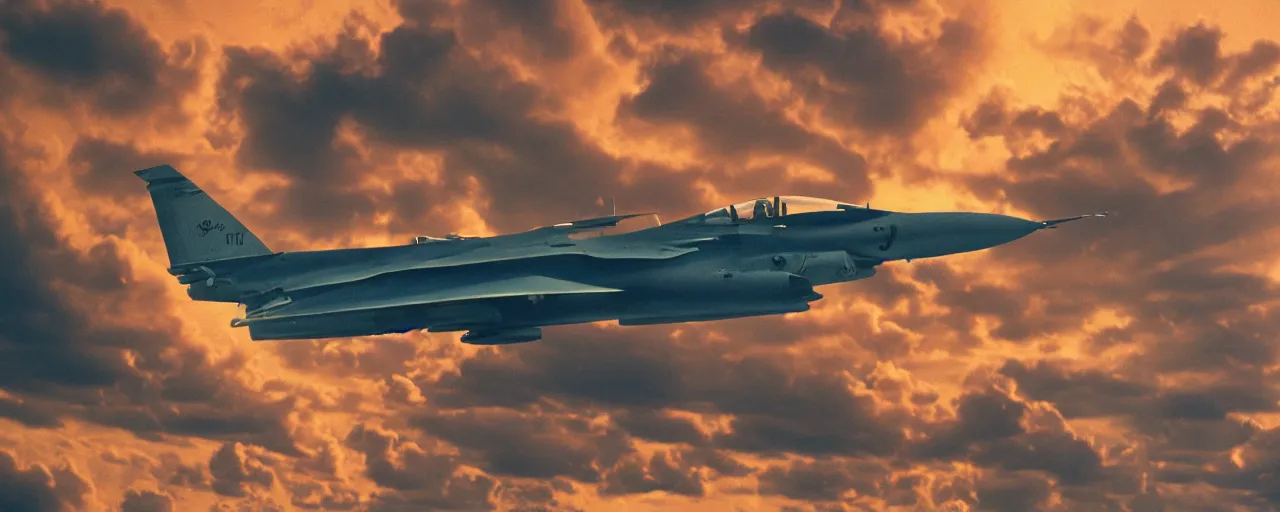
[232,275,622,326]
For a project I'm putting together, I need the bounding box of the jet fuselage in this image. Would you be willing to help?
[134,165,1104,344]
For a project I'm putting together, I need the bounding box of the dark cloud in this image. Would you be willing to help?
[949,21,1280,508]
[214,42,377,235]
[493,481,572,512]
[599,450,705,497]
[1153,23,1226,87]
[411,408,630,483]
[906,262,1050,343]
[216,11,701,238]
[610,409,706,446]
[961,89,1012,140]
[956,38,1279,379]
[678,447,753,478]
[975,472,1051,512]
[287,480,361,511]
[208,442,276,498]
[583,0,829,30]
[1222,40,1280,91]
[1147,79,1189,116]
[895,383,1136,508]
[757,458,890,502]
[65,136,182,198]
[737,9,985,135]
[426,326,904,458]
[345,423,495,510]
[1000,357,1280,475]
[0,135,326,458]
[211,0,983,237]
[914,389,1028,459]
[972,431,1103,485]
[428,328,684,410]
[152,453,208,490]
[999,360,1152,419]
[1151,21,1280,94]
[0,396,63,428]
[963,89,1066,141]
[3,151,312,500]
[1041,15,1156,77]
[0,0,201,116]
[618,52,871,199]
[87,396,305,456]
[0,450,90,512]
[1127,107,1268,185]
[959,107,1278,366]
[451,0,581,61]
[0,138,139,394]
[120,489,174,512]
[1116,16,1151,61]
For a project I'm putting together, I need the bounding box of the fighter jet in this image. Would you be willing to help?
[134,165,1107,344]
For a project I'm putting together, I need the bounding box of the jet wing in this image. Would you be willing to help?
[253,241,694,294]
[235,274,622,325]
[388,242,692,275]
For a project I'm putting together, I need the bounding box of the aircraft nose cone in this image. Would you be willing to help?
[893,212,1043,259]
[967,213,1043,241]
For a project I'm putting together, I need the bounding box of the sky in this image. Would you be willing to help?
[0,0,1278,510]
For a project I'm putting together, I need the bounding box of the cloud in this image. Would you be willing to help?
[584,0,816,30]
[214,8,702,237]
[617,52,871,199]
[208,442,276,498]
[345,423,494,510]
[0,450,91,512]
[427,327,905,458]
[736,7,986,135]
[0,138,145,393]
[1149,21,1280,93]
[946,21,1280,507]
[65,136,182,199]
[3,0,1280,510]
[452,0,583,61]
[0,133,317,462]
[599,450,705,497]
[411,408,629,482]
[0,0,201,116]
[974,472,1052,512]
[757,458,890,502]
[120,489,174,512]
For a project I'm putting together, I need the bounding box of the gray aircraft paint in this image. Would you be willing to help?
[134,165,1108,344]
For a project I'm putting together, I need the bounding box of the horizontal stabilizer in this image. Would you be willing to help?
[236,275,622,325]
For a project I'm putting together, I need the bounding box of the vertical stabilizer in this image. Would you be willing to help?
[134,164,272,268]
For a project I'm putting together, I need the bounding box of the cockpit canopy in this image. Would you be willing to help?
[689,196,863,224]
